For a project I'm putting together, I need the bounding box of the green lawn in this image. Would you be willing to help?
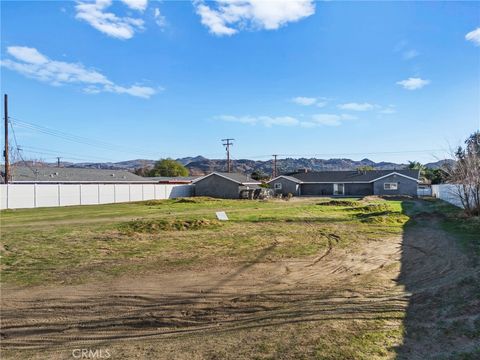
[1,197,407,286]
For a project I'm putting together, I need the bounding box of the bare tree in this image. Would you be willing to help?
[444,131,480,216]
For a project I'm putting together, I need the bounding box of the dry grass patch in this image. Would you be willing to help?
[119,218,222,233]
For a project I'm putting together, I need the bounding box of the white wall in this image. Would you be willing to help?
[0,183,193,210]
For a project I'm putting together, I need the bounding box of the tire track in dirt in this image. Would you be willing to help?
[2,201,477,356]
[1,230,407,351]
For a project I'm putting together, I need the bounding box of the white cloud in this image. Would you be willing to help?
[338,102,375,111]
[75,0,145,40]
[216,112,357,128]
[1,46,157,98]
[292,96,316,106]
[194,0,315,36]
[465,27,480,46]
[216,115,299,127]
[402,49,419,60]
[121,0,148,11]
[194,3,237,36]
[6,46,48,64]
[379,105,396,114]
[154,7,166,28]
[396,77,430,90]
[310,113,357,126]
[291,96,328,107]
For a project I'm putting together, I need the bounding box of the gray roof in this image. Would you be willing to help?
[268,175,303,184]
[195,172,261,185]
[148,176,200,183]
[1,166,149,183]
[287,169,420,183]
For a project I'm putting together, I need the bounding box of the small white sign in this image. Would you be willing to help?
[216,211,229,221]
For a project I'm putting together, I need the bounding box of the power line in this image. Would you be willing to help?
[239,148,449,160]
[19,145,117,162]
[11,117,154,157]
[10,117,229,161]
[8,118,40,177]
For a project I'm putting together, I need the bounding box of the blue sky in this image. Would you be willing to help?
[1,0,479,164]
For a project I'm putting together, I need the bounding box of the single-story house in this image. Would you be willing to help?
[193,172,261,199]
[1,166,147,183]
[268,169,420,197]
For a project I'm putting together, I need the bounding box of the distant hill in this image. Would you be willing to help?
[424,159,455,169]
[58,156,408,175]
[18,156,454,176]
[184,157,407,176]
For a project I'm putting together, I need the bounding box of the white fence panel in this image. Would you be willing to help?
[59,184,81,206]
[154,184,164,199]
[432,184,464,208]
[80,184,99,205]
[36,184,59,208]
[130,185,143,201]
[417,187,432,197]
[114,184,130,203]
[0,185,7,209]
[99,184,115,204]
[0,183,194,209]
[7,184,35,208]
[143,184,155,200]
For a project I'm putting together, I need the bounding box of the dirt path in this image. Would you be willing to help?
[1,204,478,359]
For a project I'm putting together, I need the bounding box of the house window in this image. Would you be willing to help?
[333,183,344,195]
[384,183,398,190]
[274,183,282,190]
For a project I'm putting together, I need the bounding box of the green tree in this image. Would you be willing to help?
[251,170,269,181]
[148,159,189,177]
[424,168,447,184]
[407,160,427,178]
[407,160,424,170]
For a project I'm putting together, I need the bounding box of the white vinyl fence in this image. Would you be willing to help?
[417,186,432,197]
[0,183,193,210]
[431,184,467,208]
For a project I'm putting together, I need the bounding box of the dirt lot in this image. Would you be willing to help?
[1,198,479,359]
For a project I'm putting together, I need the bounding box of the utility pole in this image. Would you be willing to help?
[4,94,9,184]
[222,138,234,173]
[57,157,61,167]
[272,154,278,178]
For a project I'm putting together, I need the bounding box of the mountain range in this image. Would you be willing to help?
[21,157,452,176]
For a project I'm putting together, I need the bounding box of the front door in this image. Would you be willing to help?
[333,183,344,196]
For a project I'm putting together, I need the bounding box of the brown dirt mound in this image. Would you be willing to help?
[359,212,409,225]
[352,203,391,213]
[318,200,361,207]
[119,218,221,233]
